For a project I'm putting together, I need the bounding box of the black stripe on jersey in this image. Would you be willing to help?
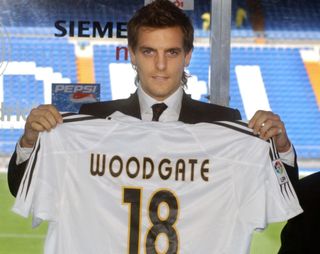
[280,184,285,199]
[234,120,250,128]
[283,183,290,199]
[63,115,99,123]
[212,121,258,137]
[19,141,39,198]
[21,142,41,200]
[61,112,78,118]
[281,182,295,201]
[273,139,280,159]
[269,149,274,161]
[286,182,295,198]
[61,112,101,123]
[268,138,280,161]
[282,182,293,200]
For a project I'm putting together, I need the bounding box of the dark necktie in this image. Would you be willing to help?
[151,103,168,121]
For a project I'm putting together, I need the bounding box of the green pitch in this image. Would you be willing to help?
[0,173,47,254]
[0,173,285,253]
[251,222,285,254]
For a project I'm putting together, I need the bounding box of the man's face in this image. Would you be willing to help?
[129,26,192,101]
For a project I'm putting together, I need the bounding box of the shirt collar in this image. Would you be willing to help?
[137,85,183,118]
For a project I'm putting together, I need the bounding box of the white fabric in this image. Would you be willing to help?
[13,113,302,254]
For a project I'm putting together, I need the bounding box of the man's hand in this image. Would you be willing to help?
[248,110,291,153]
[20,105,63,148]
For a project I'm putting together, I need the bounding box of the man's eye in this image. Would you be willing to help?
[167,50,179,56]
[142,49,154,55]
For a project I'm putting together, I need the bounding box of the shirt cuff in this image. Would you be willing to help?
[16,138,34,165]
[278,144,295,167]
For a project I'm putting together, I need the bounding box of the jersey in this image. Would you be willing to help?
[13,113,302,254]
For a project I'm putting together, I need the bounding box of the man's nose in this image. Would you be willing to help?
[155,53,167,70]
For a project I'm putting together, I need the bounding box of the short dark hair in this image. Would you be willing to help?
[128,0,194,87]
[127,0,194,53]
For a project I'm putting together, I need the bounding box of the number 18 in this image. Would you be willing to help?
[122,187,180,254]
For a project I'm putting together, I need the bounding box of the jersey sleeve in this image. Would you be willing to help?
[263,138,303,224]
[234,137,302,230]
[12,130,64,227]
[12,134,42,219]
[238,138,303,231]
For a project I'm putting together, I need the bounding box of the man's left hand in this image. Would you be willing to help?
[248,110,291,153]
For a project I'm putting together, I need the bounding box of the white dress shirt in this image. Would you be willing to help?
[16,86,295,166]
[137,86,183,122]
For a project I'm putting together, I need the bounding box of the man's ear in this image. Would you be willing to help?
[128,47,136,65]
[184,50,192,67]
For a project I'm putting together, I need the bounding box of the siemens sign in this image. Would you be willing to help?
[54,20,127,38]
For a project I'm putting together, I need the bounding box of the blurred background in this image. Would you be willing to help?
[0,0,319,253]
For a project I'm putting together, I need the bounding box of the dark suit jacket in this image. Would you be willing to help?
[278,171,320,254]
[7,91,299,196]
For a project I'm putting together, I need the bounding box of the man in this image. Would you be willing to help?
[201,12,210,31]
[236,5,247,28]
[278,171,320,254]
[7,0,298,197]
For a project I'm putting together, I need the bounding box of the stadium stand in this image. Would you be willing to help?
[261,0,320,40]
[7,37,77,80]
[230,46,320,160]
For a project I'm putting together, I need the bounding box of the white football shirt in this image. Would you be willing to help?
[13,113,302,254]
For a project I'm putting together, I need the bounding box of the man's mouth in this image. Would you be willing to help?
[152,75,169,81]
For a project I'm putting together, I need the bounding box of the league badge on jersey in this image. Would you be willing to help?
[272,159,289,185]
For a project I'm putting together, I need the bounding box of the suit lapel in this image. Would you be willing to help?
[122,92,142,119]
[178,92,197,123]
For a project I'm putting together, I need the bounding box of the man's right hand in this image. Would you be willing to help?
[20,105,63,148]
